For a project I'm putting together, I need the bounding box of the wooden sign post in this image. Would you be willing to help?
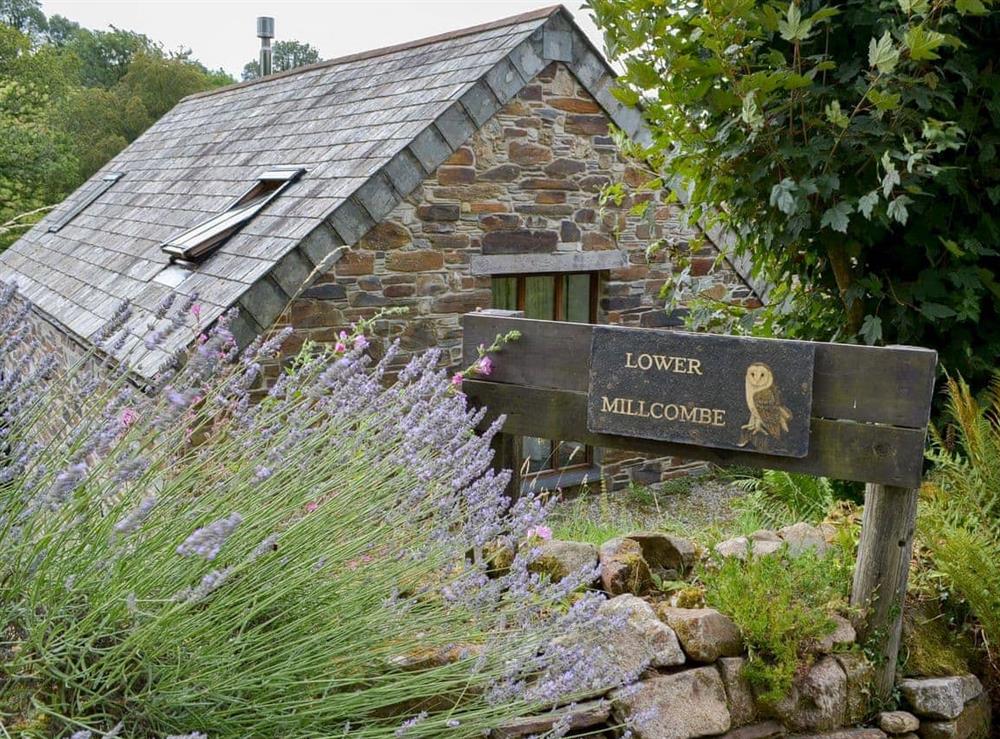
[462,310,937,699]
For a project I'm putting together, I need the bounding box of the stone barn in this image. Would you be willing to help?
[0,5,761,490]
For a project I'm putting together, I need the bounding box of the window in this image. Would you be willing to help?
[48,172,123,232]
[491,272,598,477]
[161,168,305,262]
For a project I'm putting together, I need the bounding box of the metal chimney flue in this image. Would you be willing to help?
[257,16,274,77]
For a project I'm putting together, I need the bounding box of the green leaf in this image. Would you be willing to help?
[769,178,797,215]
[956,0,988,14]
[820,201,853,233]
[898,0,930,12]
[778,3,815,41]
[741,91,764,131]
[887,194,912,224]
[940,238,965,258]
[868,32,900,74]
[825,100,849,128]
[904,26,946,60]
[859,191,879,219]
[860,314,883,345]
[867,88,901,112]
[881,153,901,197]
[919,302,957,319]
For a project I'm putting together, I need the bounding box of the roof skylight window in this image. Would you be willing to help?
[161,167,305,262]
[48,172,123,233]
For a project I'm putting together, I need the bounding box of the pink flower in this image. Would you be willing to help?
[338,330,349,342]
[305,501,318,513]
[190,303,202,319]
[451,372,463,387]
[477,356,494,377]
[334,341,347,353]
[120,408,139,428]
[354,335,369,350]
[526,525,552,541]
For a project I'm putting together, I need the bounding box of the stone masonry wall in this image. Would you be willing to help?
[272,62,759,489]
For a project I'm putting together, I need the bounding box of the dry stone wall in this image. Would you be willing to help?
[271,62,758,489]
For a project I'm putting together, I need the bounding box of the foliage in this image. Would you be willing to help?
[0,7,233,250]
[242,39,321,80]
[702,548,852,703]
[732,469,836,530]
[0,287,630,737]
[920,374,1000,662]
[588,0,1000,391]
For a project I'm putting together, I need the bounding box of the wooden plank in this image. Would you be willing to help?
[463,380,927,487]
[851,483,919,699]
[462,314,937,429]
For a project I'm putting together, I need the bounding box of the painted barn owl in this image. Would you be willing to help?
[742,362,792,439]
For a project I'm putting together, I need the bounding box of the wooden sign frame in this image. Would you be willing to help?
[462,310,937,698]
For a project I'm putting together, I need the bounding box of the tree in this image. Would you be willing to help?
[0,0,46,39]
[242,39,320,80]
[66,26,160,88]
[588,0,1000,389]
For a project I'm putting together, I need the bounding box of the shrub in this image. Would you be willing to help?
[921,375,1000,655]
[0,286,620,737]
[702,548,852,704]
[731,470,835,531]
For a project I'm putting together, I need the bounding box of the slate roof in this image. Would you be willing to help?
[0,5,646,378]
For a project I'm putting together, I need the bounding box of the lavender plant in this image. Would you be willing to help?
[0,285,627,738]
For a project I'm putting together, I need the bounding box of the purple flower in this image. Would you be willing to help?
[176,512,243,561]
[477,356,494,377]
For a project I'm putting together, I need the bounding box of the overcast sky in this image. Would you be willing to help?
[41,0,606,78]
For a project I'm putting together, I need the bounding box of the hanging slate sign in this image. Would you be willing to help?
[587,326,816,458]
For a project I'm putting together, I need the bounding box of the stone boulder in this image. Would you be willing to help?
[718,656,758,727]
[610,667,732,739]
[789,731,886,739]
[593,595,686,676]
[766,656,847,732]
[719,721,785,739]
[625,531,698,578]
[715,536,782,560]
[599,537,653,595]
[777,523,830,557]
[528,539,598,583]
[658,606,743,663]
[832,653,874,726]
[917,693,990,739]
[878,711,919,734]
[898,675,983,720]
[815,614,857,654]
[490,699,610,738]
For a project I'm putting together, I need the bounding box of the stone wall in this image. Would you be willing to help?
[498,528,991,739]
[271,62,759,489]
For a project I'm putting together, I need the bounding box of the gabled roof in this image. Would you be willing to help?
[0,5,646,379]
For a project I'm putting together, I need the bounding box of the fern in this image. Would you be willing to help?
[732,469,835,530]
[921,373,1000,657]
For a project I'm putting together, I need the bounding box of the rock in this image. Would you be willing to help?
[597,594,686,674]
[658,606,743,663]
[790,731,887,739]
[777,523,829,557]
[721,721,786,739]
[751,530,782,542]
[879,711,920,734]
[899,676,982,720]
[719,656,758,726]
[715,536,782,560]
[610,667,731,739]
[625,531,698,577]
[599,537,653,595]
[815,614,857,653]
[767,656,847,732]
[528,540,598,583]
[490,699,611,738]
[917,693,990,739]
[835,653,875,726]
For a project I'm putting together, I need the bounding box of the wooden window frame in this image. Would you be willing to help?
[491,271,600,481]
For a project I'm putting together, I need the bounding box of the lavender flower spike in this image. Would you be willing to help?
[176,512,243,560]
